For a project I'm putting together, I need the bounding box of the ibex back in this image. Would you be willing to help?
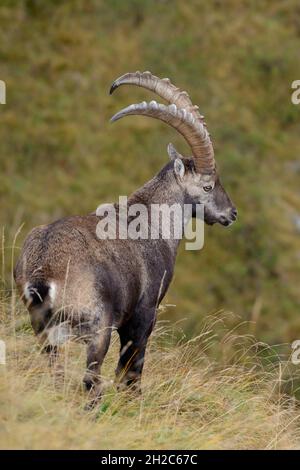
[14,72,237,407]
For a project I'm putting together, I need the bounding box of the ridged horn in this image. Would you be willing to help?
[110,70,201,121]
[110,100,215,174]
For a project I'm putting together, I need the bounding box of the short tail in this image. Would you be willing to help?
[24,281,55,308]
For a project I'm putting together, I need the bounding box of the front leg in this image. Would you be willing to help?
[116,307,156,392]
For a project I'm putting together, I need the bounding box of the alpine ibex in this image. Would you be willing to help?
[14,72,237,406]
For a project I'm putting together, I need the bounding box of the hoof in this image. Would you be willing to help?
[83,372,99,391]
[116,378,142,395]
[83,378,94,391]
[84,395,101,411]
[83,375,102,410]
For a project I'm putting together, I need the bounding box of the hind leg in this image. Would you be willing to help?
[116,307,156,392]
[83,312,112,408]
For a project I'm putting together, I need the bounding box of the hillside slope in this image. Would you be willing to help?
[1,306,300,450]
[1,1,300,342]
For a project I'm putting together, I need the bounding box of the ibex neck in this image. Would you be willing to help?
[128,162,184,207]
[128,162,188,254]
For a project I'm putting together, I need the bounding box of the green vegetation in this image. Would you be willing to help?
[1,0,300,449]
[1,0,300,344]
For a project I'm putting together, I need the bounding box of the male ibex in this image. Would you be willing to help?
[14,72,237,406]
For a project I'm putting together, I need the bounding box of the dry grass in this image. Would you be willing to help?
[1,295,300,450]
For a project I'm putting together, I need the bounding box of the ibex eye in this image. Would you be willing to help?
[203,185,213,192]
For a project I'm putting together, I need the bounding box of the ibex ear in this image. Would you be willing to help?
[167,143,184,161]
[174,158,185,180]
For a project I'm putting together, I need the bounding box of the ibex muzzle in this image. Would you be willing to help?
[202,176,237,226]
[14,71,237,408]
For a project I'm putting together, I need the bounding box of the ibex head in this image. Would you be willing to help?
[166,143,237,226]
[110,71,237,227]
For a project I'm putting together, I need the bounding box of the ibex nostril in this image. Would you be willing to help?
[231,208,238,220]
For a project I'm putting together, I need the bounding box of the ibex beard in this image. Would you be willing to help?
[14,72,237,408]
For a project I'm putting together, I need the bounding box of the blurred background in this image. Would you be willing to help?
[0,0,300,345]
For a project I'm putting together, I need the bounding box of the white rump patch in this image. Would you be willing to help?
[23,282,31,301]
[48,282,56,307]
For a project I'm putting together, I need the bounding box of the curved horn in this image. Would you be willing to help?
[110,71,215,173]
[110,100,215,174]
[110,70,201,121]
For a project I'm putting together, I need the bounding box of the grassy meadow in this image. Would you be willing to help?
[1,0,300,449]
[2,305,300,449]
